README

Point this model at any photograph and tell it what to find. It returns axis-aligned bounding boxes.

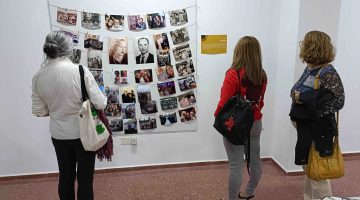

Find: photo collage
[55,6,197,134]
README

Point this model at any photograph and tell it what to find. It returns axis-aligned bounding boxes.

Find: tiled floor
[0,159,359,200]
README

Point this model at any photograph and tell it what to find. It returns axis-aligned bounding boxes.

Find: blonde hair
[231,36,266,85]
[299,30,335,66]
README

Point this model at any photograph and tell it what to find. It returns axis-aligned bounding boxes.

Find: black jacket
[290,88,337,165]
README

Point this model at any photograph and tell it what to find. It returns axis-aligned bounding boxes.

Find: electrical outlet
[121,138,131,145]
[131,138,137,145]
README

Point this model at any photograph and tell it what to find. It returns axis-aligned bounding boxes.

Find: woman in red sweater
[215,36,267,200]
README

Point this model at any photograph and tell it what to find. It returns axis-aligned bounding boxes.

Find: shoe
[238,192,255,199]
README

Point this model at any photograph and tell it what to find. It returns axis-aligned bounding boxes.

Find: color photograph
[159,112,177,125]
[114,70,128,85]
[147,12,166,29]
[178,75,197,91]
[157,81,176,96]
[57,8,77,26]
[139,116,157,130]
[105,15,125,31]
[123,118,137,134]
[128,15,147,31]
[178,107,196,122]
[177,91,196,108]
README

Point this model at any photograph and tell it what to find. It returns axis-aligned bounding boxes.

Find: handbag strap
[79,65,89,102]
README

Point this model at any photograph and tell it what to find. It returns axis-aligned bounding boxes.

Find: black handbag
[213,69,254,145]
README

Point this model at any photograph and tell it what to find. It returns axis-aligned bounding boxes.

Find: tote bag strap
[79,65,89,102]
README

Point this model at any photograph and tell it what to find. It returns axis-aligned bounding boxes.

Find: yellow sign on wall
[201,35,227,54]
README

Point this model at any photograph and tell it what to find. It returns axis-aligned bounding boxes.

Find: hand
[294,91,302,104]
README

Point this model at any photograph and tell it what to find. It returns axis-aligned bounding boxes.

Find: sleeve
[31,75,49,117]
[84,67,107,110]
[214,70,239,116]
[258,80,267,111]
[320,69,345,114]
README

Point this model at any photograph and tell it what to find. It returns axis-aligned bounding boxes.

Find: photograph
[122,103,136,119]
[140,100,158,114]
[57,8,77,26]
[170,27,190,45]
[157,81,176,96]
[147,12,166,29]
[169,9,188,26]
[104,103,121,117]
[134,36,155,64]
[114,70,128,85]
[178,75,197,91]
[160,97,178,110]
[159,112,177,125]
[124,118,137,134]
[90,70,104,87]
[105,14,125,31]
[137,85,152,103]
[84,33,103,50]
[108,37,128,64]
[87,49,102,69]
[81,12,101,30]
[178,107,196,122]
[157,50,171,67]
[128,15,147,31]
[175,59,195,76]
[134,69,153,83]
[139,116,157,130]
[156,65,175,81]
[108,117,123,134]
[105,86,120,104]
[154,33,170,51]
[60,29,79,46]
[121,86,136,103]
[173,44,192,62]
[177,91,196,108]
[70,49,81,64]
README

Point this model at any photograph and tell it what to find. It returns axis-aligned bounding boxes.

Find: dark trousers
[52,138,95,200]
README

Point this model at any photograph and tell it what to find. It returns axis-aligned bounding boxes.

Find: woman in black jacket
[290,30,345,200]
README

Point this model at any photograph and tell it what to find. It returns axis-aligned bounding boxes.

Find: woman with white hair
[32,31,107,200]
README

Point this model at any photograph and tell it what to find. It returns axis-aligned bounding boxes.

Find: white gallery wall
[0,0,359,177]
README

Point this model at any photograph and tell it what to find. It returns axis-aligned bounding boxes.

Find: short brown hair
[231,36,267,85]
[299,31,335,65]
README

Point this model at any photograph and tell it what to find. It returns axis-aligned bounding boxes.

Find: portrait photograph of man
[134,36,155,64]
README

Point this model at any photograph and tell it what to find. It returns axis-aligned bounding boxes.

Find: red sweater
[214,68,267,120]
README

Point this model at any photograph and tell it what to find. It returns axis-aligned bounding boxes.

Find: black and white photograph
[173,44,192,62]
[60,29,79,46]
[108,38,128,65]
[178,91,196,108]
[139,116,157,130]
[157,81,176,96]
[157,50,171,67]
[108,117,123,134]
[124,118,137,134]
[156,66,175,81]
[175,59,195,76]
[134,36,155,64]
[57,8,77,26]
[87,49,102,69]
[159,112,177,125]
[154,33,170,51]
[147,12,166,29]
[128,15,147,31]
[122,103,136,119]
[169,9,188,26]
[134,69,153,83]
[178,75,197,91]
[170,27,190,45]
[114,70,128,85]
[84,34,103,50]
[140,101,158,114]
[137,85,152,103]
[178,107,196,122]
[121,86,136,103]
[105,86,120,104]
[105,15,125,31]
[81,12,101,30]
[70,49,81,64]
[90,70,104,87]
[160,97,178,110]
[104,103,121,117]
